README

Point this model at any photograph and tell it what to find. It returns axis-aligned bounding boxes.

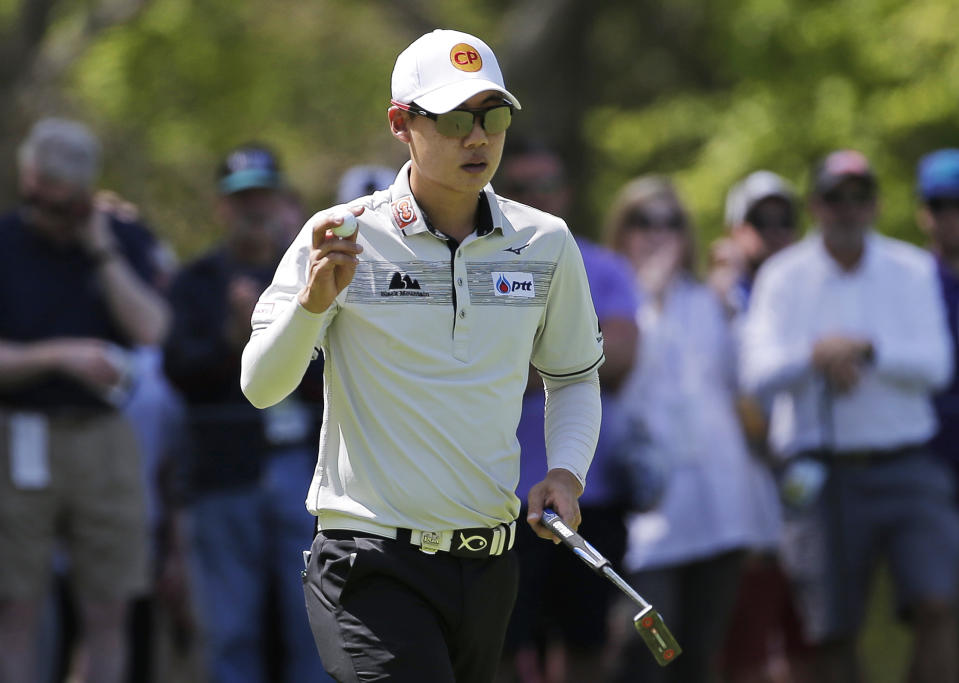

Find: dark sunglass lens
[929,198,959,213]
[824,191,873,206]
[483,106,512,135]
[627,210,683,230]
[24,194,75,218]
[666,214,685,229]
[434,110,475,137]
[749,213,794,231]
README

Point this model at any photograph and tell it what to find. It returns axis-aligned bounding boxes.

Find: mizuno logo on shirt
[503,242,531,255]
[381,271,429,297]
[492,272,535,298]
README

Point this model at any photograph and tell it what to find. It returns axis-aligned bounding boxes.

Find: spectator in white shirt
[741,150,959,683]
[604,176,778,683]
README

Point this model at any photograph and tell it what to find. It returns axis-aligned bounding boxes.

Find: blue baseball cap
[917,149,959,201]
[218,144,283,195]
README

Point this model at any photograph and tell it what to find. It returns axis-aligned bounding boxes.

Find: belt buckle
[457,529,492,556]
[420,531,443,554]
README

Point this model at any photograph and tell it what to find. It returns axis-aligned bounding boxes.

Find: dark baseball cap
[812,149,876,195]
[218,144,283,195]
[917,149,959,201]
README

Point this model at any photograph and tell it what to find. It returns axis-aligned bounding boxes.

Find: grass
[861,565,911,682]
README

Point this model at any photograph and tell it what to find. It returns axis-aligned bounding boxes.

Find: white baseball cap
[724,170,796,228]
[391,29,522,114]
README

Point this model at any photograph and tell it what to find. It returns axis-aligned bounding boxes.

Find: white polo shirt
[248,163,603,534]
[741,230,953,456]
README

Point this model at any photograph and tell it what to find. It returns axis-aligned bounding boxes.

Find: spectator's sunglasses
[624,208,686,231]
[821,189,875,207]
[22,193,92,221]
[745,207,796,231]
[392,100,514,138]
[928,197,959,214]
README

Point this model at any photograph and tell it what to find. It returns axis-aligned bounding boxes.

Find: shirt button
[458,310,466,319]
[456,278,464,286]
[457,251,463,258]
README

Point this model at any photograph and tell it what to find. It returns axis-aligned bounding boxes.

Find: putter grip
[541,508,609,572]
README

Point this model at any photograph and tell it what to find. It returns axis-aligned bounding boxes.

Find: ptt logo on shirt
[450,43,482,72]
[391,196,418,230]
[492,272,535,298]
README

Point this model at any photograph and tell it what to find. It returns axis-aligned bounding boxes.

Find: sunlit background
[4,0,958,261]
[3,3,957,677]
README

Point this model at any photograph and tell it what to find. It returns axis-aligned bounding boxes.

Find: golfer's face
[407,90,506,198]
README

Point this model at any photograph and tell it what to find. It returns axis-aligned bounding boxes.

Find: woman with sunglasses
[241,30,604,682]
[603,176,778,683]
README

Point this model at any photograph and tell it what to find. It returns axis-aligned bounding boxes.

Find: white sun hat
[391,29,522,114]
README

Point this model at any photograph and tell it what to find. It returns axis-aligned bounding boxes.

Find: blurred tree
[2,0,957,259]
[579,0,959,253]
[0,0,152,204]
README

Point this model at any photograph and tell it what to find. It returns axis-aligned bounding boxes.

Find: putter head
[633,608,682,667]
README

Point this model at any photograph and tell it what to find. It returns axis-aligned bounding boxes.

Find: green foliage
[581,0,959,250]
[51,0,959,259]
[68,0,414,255]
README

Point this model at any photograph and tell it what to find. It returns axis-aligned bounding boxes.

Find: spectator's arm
[0,339,63,389]
[597,315,638,393]
[0,338,121,394]
[95,250,171,345]
[739,264,815,396]
[869,261,953,390]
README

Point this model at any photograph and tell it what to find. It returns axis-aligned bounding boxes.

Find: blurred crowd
[1,116,959,683]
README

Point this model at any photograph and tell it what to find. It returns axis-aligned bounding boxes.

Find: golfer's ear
[389,107,412,143]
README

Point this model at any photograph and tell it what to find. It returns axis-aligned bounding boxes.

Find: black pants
[303,530,519,682]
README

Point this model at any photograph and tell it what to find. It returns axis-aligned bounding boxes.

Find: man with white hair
[0,118,170,683]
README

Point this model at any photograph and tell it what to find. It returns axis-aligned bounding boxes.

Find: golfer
[241,29,604,682]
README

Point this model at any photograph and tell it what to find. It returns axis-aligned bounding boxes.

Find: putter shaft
[541,508,682,667]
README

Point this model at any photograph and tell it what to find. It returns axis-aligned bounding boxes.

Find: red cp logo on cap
[450,43,482,72]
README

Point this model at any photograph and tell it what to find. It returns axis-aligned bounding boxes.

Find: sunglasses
[22,193,91,221]
[625,209,685,231]
[821,190,875,207]
[928,197,959,214]
[393,100,514,138]
[746,211,796,232]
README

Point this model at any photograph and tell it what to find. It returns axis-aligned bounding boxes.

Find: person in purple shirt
[917,149,959,479]
[494,139,639,683]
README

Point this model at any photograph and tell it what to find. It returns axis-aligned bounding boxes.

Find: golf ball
[331,211,358,238]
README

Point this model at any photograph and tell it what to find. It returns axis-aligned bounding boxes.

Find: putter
[541,508,682,666]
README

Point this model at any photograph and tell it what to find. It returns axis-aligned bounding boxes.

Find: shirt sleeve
[871,252,954,389]
[739,259,815,397]
[240,223,338,408]
[531,230,605,380]
[543,371,601,487]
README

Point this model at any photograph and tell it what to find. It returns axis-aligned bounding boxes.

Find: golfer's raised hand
[298,208,364,314]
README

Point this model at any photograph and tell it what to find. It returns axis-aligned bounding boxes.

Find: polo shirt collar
[387,161,514,239]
